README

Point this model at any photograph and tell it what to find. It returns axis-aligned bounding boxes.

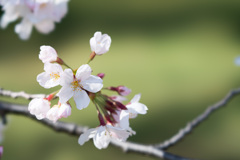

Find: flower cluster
[0,0,69,40]
[28,31,148,149]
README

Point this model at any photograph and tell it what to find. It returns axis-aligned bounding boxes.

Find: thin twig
[155,88,240,150]
[0,101,193,160]
[0,88,45,100]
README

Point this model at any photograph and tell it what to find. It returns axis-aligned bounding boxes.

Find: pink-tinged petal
[35,19,55,34]
[59,69,74,86]
[106,125,130,141]
[57,85,74,103]
[75,64,92,81]
[46,106,59,123]
[78,128,97,145]
[130,94,141,103]
[39,45,58,63]
[58,103,71,118]
[15,18,33,40]
[73,90,90,110]
[81,75,103,93]
[110,95,127,103]
[117,86,131,96]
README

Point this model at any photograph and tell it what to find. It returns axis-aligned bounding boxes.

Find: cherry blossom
[39,45,58,63]
[57,64,103,110]
[78,125,131,149]
[37,62,63,88]
[0,0,69,40]
[110,95,127,103]
[46,103,71,123]
[90,31,111,55]
[28,98,50,120]
[126,94,148,119]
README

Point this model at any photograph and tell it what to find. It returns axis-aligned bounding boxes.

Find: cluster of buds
[0,0,69,40]
[28,31,148,149]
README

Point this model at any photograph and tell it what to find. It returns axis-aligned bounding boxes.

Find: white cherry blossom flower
[39,45,58,63]
[46,103,71,123]
[37,62,63,88]
[90,31,111,55]
[57,64,103,110]
[28,98,50,120]
[0,0,69,40]
[78,125,131,149]
[126,94,148,119]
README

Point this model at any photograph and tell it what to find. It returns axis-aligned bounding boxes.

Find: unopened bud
[97,73,105,79]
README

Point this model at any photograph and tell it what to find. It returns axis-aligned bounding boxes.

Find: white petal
[35,20,55,34]
[44,63,63,73]
[81,75,103,93]
[130,94,141,103]
[75,64,92,81]
[78,128,97,145]
[46,106,59,123]
[57,85,74,103]
[0,8,19,28]
[90,37,96,52]
[15,19,33,40]
[59,69,74,86]
[73,90,90,110]
[37,72,52,88]
[94,126,110,149]
[127,102,148,118]
[28,98,50,120]
[107,125,130,142]
[119,110,130,130]
[58,103,71,118]
[39,45,58,63]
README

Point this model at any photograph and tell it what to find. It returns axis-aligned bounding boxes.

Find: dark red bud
[115,101,127,110]
[97,73,105,79]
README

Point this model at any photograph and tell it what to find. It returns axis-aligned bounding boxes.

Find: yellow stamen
[50,72,60,81]
[71,80,83,91]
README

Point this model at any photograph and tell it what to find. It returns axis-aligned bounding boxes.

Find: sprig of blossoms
[0,0,69,40]
[28,31,148,149]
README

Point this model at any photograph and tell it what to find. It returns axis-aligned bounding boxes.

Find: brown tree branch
[155,88,240,150]
[0,101,193,160]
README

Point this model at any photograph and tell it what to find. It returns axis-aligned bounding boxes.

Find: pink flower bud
[97,73,105,79]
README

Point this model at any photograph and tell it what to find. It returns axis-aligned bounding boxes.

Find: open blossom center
[50,72,60,81]
[71,80,82,91]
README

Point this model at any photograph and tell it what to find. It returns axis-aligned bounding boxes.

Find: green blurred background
[1,0,240,159]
